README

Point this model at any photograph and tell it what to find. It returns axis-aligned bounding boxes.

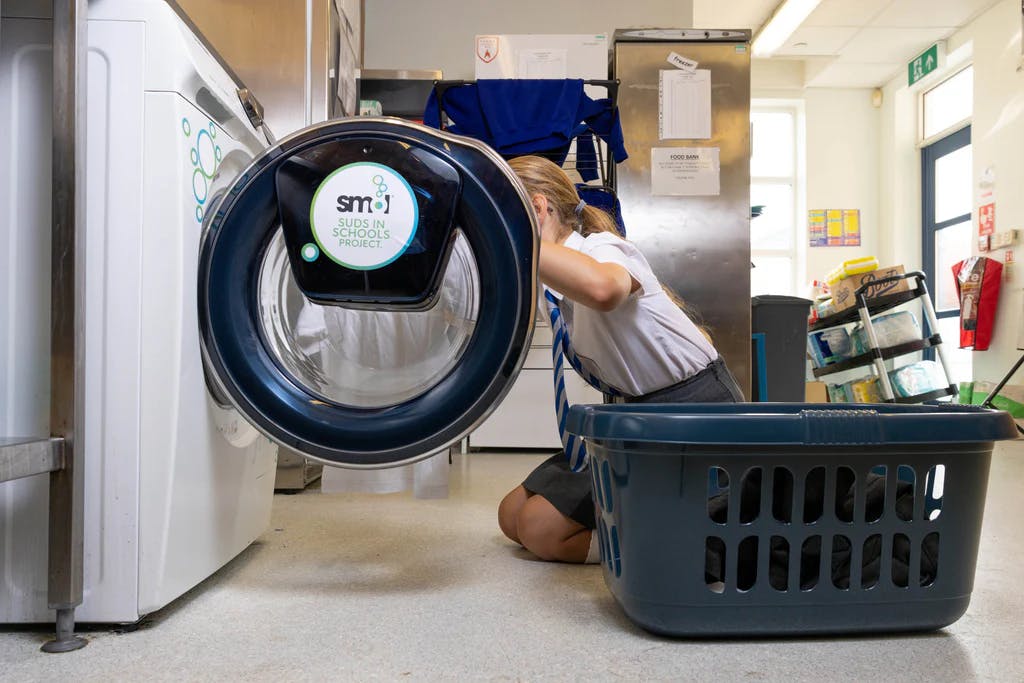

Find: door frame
[921,124,971,317]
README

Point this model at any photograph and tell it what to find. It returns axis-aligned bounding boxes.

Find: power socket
[992,229,1018,250]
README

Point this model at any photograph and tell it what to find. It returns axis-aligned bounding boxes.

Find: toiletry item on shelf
[850,311,923,354]
[826,383,849,403]
[847,376,882,403]
[888,360,949,398]
[806,279,831,300]
[826,256,880,285]
[808,298,836,325]
[808,327,852,367]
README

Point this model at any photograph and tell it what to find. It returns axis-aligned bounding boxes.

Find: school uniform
[522,229,743,530]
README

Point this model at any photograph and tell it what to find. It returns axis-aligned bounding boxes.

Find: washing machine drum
[199,118,538,468]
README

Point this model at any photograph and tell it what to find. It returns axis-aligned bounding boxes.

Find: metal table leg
[40,0,89,653]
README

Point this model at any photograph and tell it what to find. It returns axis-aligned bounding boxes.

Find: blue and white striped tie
[543,289,621,472]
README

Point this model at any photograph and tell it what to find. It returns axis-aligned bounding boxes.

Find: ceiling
[694,0,1003,88]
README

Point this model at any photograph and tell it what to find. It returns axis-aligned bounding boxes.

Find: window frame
[750,101,805,297]
[921,124,971,321]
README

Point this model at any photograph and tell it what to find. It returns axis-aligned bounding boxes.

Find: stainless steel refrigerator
[613,29,751,397]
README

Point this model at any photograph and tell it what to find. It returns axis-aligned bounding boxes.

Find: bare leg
[516,494,591,563]
[498,485,530,544]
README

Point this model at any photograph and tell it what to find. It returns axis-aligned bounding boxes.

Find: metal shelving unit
[810,271,958,404]
[0,0,88,652]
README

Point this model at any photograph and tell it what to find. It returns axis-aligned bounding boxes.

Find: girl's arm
[539,241,639,312]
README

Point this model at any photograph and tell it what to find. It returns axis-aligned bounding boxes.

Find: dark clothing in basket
[705,471,938,589]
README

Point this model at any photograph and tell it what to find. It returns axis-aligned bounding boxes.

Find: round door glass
[257,229,480,408]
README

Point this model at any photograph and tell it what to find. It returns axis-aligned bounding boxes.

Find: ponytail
[509,155,619,237]
[577,203,619,237]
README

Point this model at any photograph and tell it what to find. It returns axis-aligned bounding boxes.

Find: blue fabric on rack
[575,184,625,237]
[423,79,627,181]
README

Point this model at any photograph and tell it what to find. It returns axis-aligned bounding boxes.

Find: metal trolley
[809,271,958,404]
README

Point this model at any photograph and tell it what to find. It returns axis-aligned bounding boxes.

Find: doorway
[921,124,972,384]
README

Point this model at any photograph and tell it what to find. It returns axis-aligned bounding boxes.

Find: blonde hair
[507,155,619,238]
[509,156,714,344]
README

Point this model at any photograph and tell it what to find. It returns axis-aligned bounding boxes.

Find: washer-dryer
[196,117,537,470]
[0,0,277,623]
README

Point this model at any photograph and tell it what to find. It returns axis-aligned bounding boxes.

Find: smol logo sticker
[309,162,418,270]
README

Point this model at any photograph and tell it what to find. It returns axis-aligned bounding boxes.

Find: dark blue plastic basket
[565,403,1018,637]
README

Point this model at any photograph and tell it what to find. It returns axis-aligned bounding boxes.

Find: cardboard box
[805,382,829,403]
[829,265,909,313]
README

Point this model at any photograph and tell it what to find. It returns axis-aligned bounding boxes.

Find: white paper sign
[651,147,720,196]
[659,69,712,140]
[666,51,698,72]
[517,49,568,78]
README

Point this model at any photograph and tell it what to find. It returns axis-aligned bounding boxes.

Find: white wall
[876,68,920,271]
[803,89,881,287]
[955,0,1024,383]
[878,0,1024,385]
[752,62,883,293]
[363,0,693,78]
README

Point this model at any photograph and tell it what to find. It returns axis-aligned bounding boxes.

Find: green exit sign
[908,44,939,86]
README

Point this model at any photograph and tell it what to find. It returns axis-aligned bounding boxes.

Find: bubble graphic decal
[183,117,222,223]
[301,243,320,262]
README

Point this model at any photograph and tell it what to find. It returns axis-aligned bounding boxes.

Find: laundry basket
[565,403,1017,637]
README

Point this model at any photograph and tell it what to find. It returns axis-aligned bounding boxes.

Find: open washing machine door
[198,118,537,468]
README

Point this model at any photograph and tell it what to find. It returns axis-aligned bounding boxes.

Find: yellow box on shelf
[826,256,880,285]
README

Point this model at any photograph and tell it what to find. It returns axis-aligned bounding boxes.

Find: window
[922,66,972,141]
[751,106,802,296]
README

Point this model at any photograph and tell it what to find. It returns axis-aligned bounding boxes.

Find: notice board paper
[808,210,827,247]
[842,209,861,246]
[659,69,711,140]
[826,210,844,246]
[651,147,720,196]
[517,49,568,78]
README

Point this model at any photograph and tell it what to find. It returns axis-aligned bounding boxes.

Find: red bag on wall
[952,256,1002,351]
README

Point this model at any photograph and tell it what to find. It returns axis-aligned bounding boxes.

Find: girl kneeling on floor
[497,155,743,563]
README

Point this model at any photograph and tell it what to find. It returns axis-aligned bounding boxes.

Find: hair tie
[574,199,586,217]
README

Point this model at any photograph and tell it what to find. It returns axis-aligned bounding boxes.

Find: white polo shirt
[549,230,718,397]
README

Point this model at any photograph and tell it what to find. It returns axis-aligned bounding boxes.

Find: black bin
[751,295,812,402]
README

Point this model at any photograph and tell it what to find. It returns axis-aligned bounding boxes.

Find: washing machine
[0,0,278,623]
[1,1,538,624]
[196,116,536,469]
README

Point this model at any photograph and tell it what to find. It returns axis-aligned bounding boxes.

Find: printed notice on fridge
[651,147,720,196]
[658,69,711,140]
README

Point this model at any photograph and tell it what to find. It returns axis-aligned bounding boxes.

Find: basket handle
[800,409,883,445]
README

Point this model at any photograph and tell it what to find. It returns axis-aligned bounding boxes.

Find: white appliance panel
[0,2,276,623]
[0,17,54,620]
[80,17,148,623]
[137,93,275,614]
